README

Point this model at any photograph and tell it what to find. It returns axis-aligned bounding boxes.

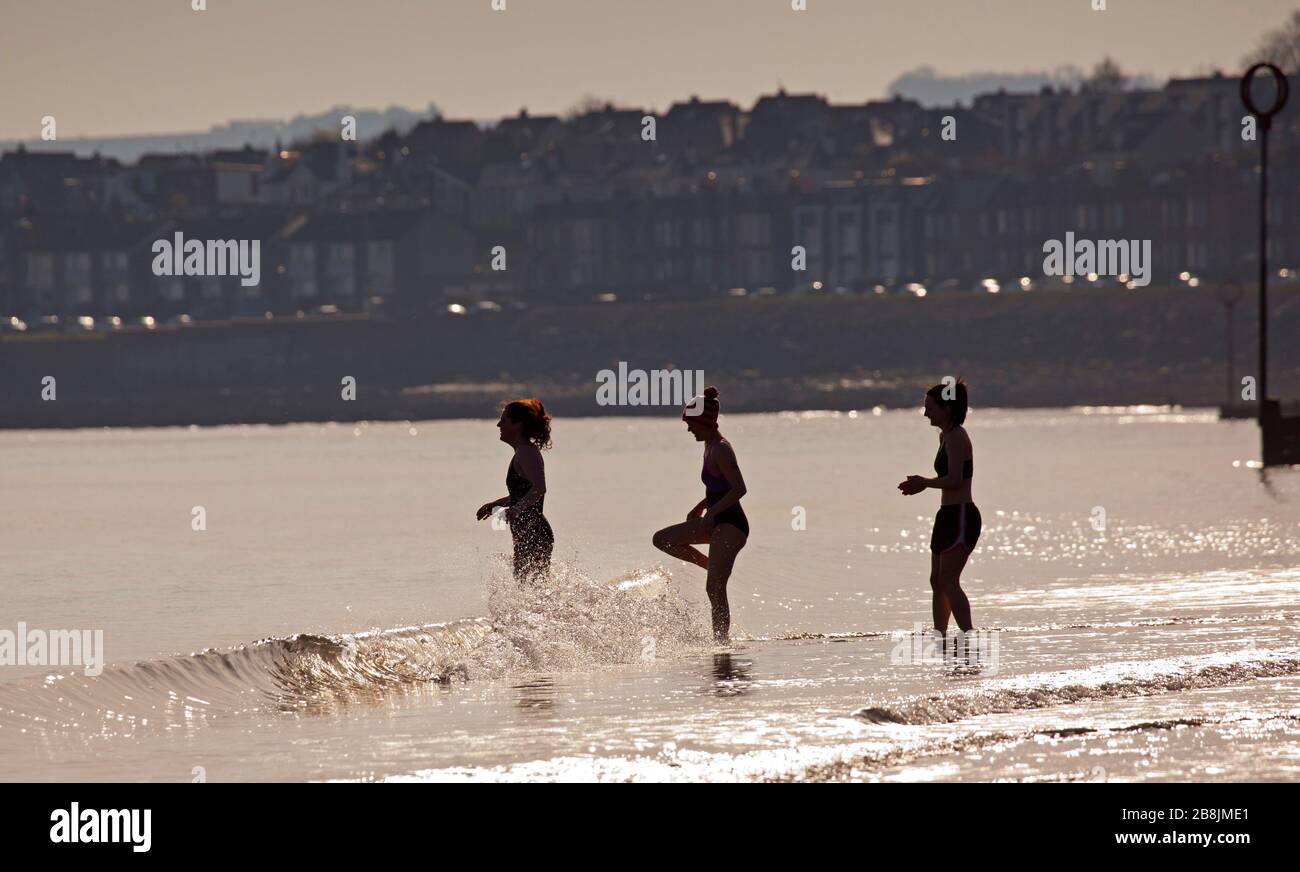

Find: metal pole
[1240,63,1289,424]
[1226,300,1235,408]
[1259,124,1268,414]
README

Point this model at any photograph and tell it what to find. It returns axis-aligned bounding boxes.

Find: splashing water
[477,560,712,675]
[0,563,713,737]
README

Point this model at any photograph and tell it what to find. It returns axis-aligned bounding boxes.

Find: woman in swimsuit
[898,379,979,637]
[476,398,555,583]
[652,386,748,643]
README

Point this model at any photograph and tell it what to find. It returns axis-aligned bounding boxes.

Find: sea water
[1,408,1297,781]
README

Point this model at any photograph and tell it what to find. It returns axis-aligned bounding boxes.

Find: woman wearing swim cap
[652,386,749,643]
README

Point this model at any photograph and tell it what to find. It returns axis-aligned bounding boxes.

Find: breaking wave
[851,648,1300,725]
[0,563,710,735]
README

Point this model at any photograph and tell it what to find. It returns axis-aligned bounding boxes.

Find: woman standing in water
[653,386,748,643]
[476,398,555,583]
[898,380,979,637]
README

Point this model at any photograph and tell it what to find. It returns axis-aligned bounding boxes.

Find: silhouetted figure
[898,380,980,637]
[477,398,554,583]
[653,386,748,643]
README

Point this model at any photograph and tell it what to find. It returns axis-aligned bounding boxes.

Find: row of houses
[1,74,1297,319]
[0,209,478,320]
[4,157,1293,320]
[525,161,1298,301]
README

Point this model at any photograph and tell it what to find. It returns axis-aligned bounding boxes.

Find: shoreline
[3,286,1295,429]
[0,401,1229,434]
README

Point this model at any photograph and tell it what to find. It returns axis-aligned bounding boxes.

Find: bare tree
[1245,10,1300,74]
[1082,57,1126,92]
[564,94,616,119]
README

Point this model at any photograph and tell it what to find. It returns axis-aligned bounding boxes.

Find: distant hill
[886,65,1159,107]
[0,105,440,162]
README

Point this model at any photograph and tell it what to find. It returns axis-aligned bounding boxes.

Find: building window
[573,220,601,253]
[692,255,713,284]
[27,252,55,295]
[157,278,185,302]
[325,243,357,297]
[65,252,92,305]
[691,218,712,247]
[653,219,683,249]
[738,213,770,247]
[366,241,396,296]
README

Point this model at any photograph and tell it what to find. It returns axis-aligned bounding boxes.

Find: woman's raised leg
[652,519,712,570]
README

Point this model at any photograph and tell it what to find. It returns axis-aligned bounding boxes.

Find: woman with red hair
[652,386,749,643]
[476,398,555,583]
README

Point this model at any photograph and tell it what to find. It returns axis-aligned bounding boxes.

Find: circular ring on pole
[1240,63,1290,121]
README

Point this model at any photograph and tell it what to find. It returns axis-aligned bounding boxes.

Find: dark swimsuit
[507,459,554,581]
[929,438,981,554]
[702,443,749,538]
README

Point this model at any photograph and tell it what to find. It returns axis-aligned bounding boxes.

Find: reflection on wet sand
[707,653,753,697]
[513,677,558,714]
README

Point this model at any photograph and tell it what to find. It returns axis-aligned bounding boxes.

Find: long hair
[926,379,969,426]
[502,397,552,448]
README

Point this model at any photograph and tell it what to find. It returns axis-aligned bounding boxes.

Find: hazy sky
[2,0,1294,139]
